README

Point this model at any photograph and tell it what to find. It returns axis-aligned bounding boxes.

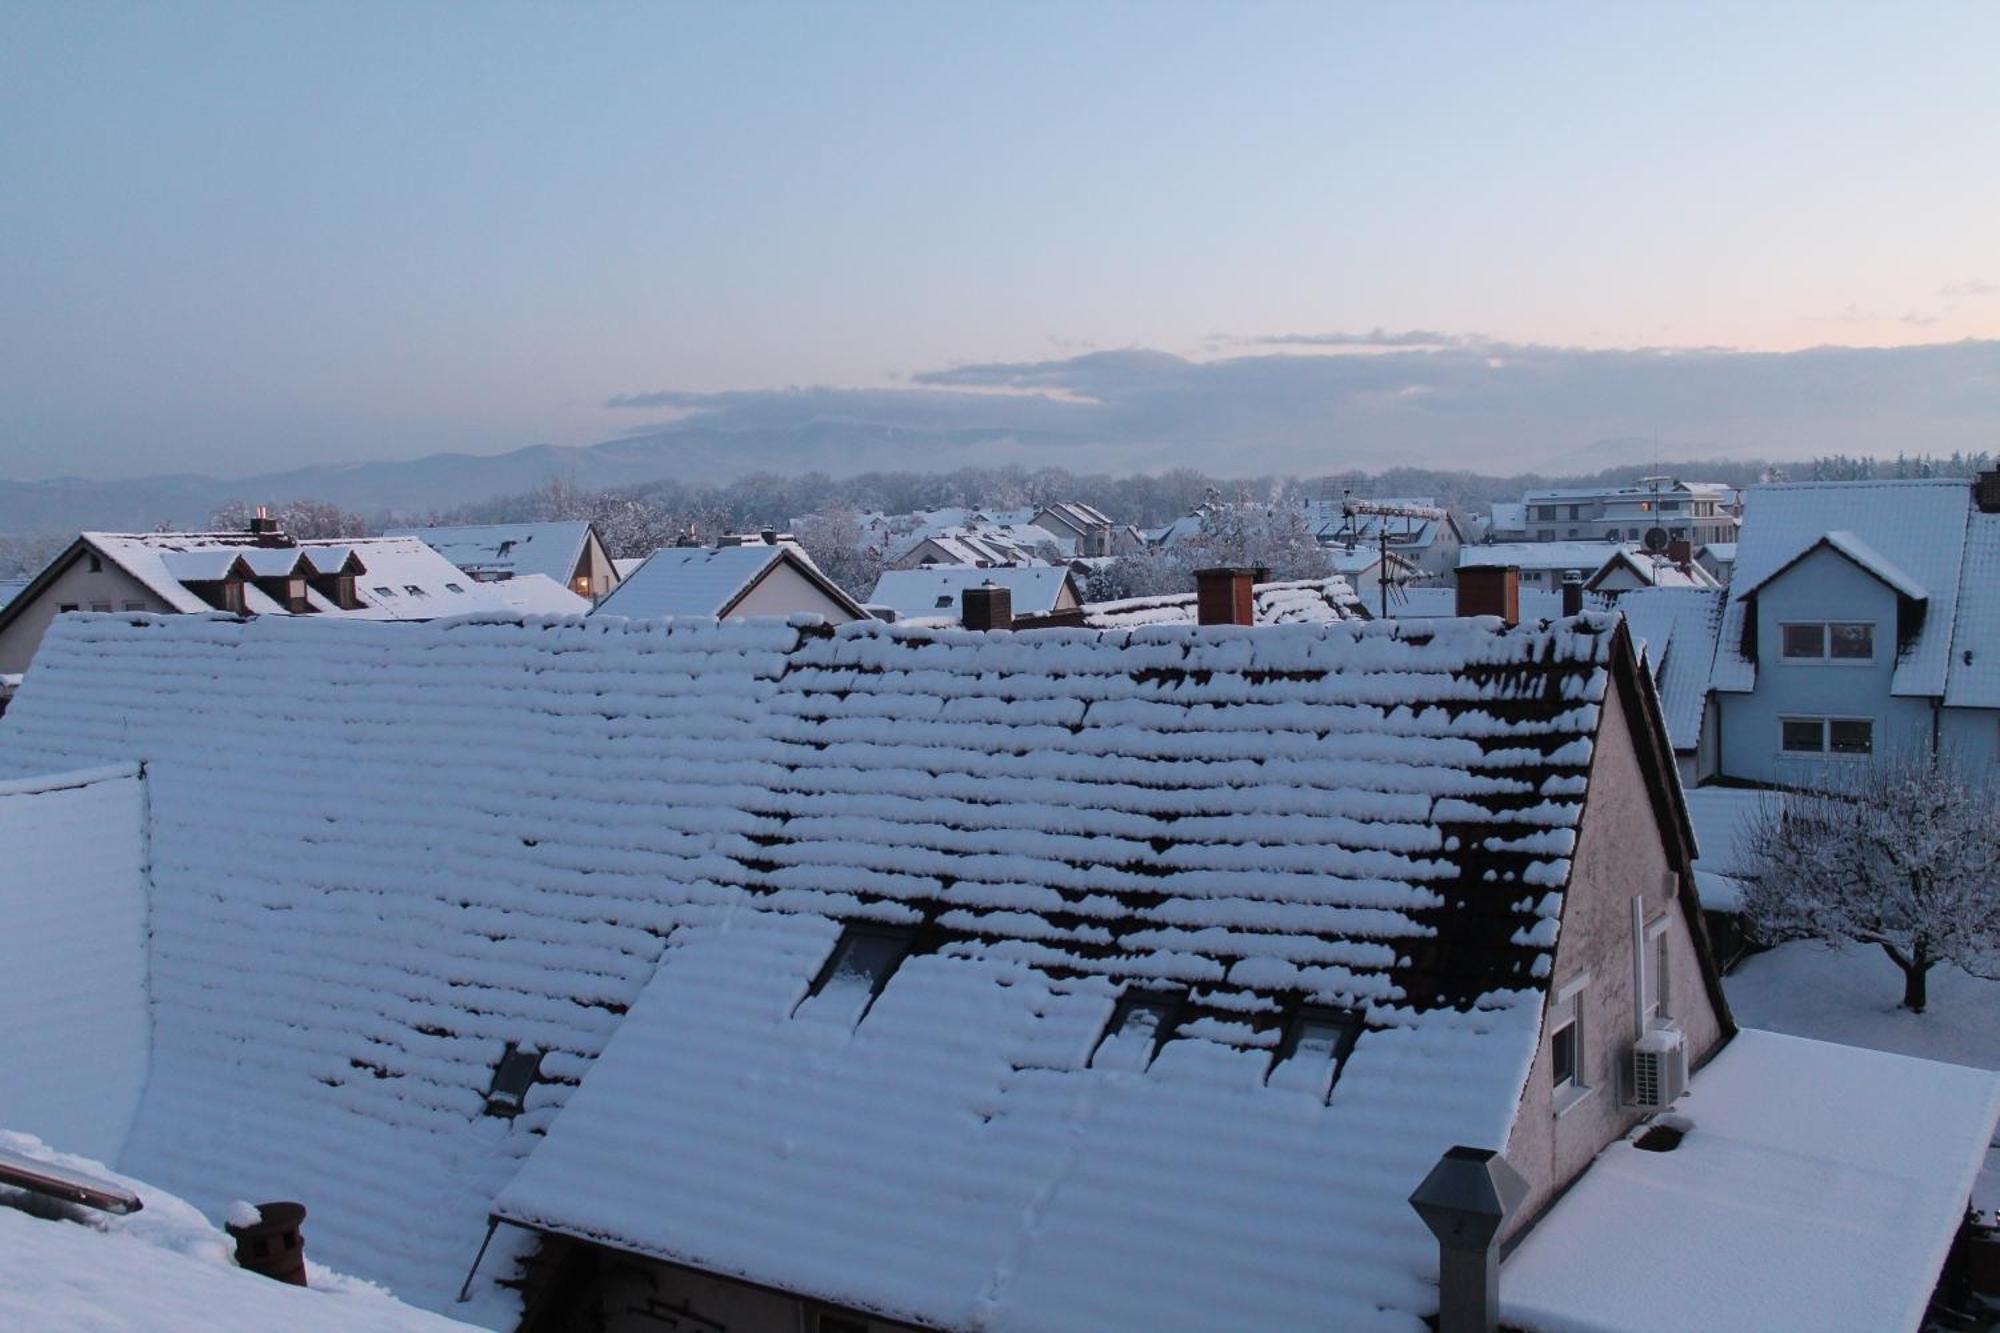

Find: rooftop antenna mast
[1342,496,1445,618]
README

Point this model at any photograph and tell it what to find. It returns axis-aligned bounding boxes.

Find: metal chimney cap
[1409,1146,1529,1249]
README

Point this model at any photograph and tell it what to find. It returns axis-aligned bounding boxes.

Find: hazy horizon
[5,2,1998,481]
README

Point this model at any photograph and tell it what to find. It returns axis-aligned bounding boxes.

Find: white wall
[0,550,170,674]
[0,764,151,1161]
[731,560,859,620]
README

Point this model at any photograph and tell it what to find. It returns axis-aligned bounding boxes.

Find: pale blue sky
[4,1,1998,478]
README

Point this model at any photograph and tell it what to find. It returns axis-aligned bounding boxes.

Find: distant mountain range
[0,423,1086,534]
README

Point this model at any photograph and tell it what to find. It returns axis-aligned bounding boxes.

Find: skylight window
[445,582,464,593]
[374,586,395,597]
[1090,989,1183,1072]
[403,584,426,596]
[1265,1006,1363,1100]
[794,925,913,1027]
[483,1042,542,1119]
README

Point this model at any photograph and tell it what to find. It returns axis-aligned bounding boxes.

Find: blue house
[1709,473,2000,786]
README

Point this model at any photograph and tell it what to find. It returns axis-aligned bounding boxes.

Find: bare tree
[208,499,371,539]
[1739,753,2000,1012]
[791,508,884,603]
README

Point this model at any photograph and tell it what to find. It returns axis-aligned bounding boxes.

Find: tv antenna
[1342,495,1445,618]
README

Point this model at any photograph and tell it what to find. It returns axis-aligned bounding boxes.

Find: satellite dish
[1642,527,1670,553]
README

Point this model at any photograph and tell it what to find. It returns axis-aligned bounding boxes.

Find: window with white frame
[1643,917,1671,1023]
[1780,716,1873,756]
[1779,621,1874,662]
[1549,972,1590,1109]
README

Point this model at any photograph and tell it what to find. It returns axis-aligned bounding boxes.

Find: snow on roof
[1462,542,1638,573]
[1712,480,1973,698]
[0,578,29,610]
[1679,786,1768,911]
[868,565,1075,620]
[1387,586,1574,622]
[1586,549,1721,591]
[383,522,593,586]
[611,556,644,579]
[0,609,1630,1324]
[594,543,859,620]
[1739,529,1929,602]
[1615,588,1725,752]
[1502,1029,2000,1333]
[1945,511,2000,709]
[0,1132,475,1332]
[1488,501,1526,530]
[1699,541,1738,561]
[899,525,1058,565]
[1079,576,1364,628]
[475,573,591,616]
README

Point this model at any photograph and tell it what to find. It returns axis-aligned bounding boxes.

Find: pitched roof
[1079,576,1364,628]
[1679,785,1766,911]
[594,543,864,620]
[1462,542,1639,573]
[1614,587,1725,753]
[1945,511,2000,708]
[383,522,595,586]
[1712,481,1973,697]
[1388,586,1575,622]
[868,565,1077,621]
[1583,549,1721,591]
[0,608,1652,1325]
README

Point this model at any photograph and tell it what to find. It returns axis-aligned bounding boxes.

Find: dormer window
[483,1042,542,1118]
[1090,989,1184,1072]
[795,925,913,1027]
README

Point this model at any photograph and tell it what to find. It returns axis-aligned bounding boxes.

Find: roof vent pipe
[225,1200,310,1287]
[1560,571,1583,617]
[1409,1147,1528,1333]
[1194,567,1258,626]
[1456,566,1520,626]
[961,581,1012,632]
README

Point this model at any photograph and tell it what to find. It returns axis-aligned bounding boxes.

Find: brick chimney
[1666,537,1693,571]
[1194,567,1258,626]
[247,505,285,547]
[225,1201,310,1287]
[1456,566,1519,625]
[1977,468,2000,515]
[961,580,1012,631]
[1560,570,1583,617]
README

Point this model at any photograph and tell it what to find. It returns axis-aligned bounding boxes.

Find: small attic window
[88,554,102,573]
[374,586,395,597]
[795,925,913,1027]
[1090,989,1184,1072]
[403,584,426,596]
[445,582,464,593]
[934,594,953,608]
[497,539,517,556]
[484,1042,542,1119]
[1266,1006,1363,1100]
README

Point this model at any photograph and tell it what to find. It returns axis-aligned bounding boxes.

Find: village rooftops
[1463,541,1642,573]
[384,521,598,587]
[593,540,866,621]
[1078,575,1365,627]
[868,564,1080,622]
[1614,586,1726,756]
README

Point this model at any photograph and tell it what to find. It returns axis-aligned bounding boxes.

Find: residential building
[0,518,539,677]
[1618,586,1728,783]
[1030,501,1135,557]
[1324,543,1419,613]
[1710,475,2000,785]
[1519,477,1740,546]
[1695,541,1737,584]
[593,535,867,622]
[1305,495,1466,581]
[386,521,621,600]
[867,565,1081,624]
[889,525,1053,570]
[1080,573,1365,627]
[1583,545,1722,597]
[3,609,1991,1331]
[1461,541,1643,592]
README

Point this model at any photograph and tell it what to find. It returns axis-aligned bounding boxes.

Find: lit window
[1829,623,1873,660]
[1091,989,1182,1072]
[1781,623,1826,659]
[1267,1006,1362,1099]
[1781,717,1826,753]
[483,1043,541,1118]
[795,925,912,1027]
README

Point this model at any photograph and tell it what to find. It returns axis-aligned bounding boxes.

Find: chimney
[1976,468,2000,515]
[761,529,779,545]
[247,505,284,546]
[1194,567,1257,626]
[961,580,1012,631]
[1456,566,1520,626]
[1408,1147,1528,1333]
[224,1200,310,1287]
[1560,570,1583,617]
[1666,537,1692,571]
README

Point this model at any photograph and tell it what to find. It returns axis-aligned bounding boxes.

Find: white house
[1306,496,1466,581]
[1518,477,1740,546]
[385,521,621,600]
[594,538,867,622]
[1709,473,2000,786]
[867,565,1081,624]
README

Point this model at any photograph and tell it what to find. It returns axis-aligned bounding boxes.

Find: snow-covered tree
[792,508,885,603]
[1738,754,2000,1012]
[208,498,371,539]
[1179,503,1332,582]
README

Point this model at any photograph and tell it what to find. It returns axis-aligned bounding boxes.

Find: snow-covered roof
[1079,576,1364,628]
[0,578,29,610]
[1488,501,1526,532]
[1585,549,1721,591]
[593,543,863,620]
[1679,786,1767,911]
[67,533,510,621]
[1324,545,1417,576]
[1699,541,1738,562]
[1387,586,1576,623]
[1615,588,1725,752]
[475,573,591,616]
[899,524,1058,565]
[0,1132,473,1332]
[1503,1029,2000,1333]
[868,565,1076,620]
[0,608,1639,1327]
[383,522,594,586]
[1713,481,1973,698]
[1945,511,2000,709]
[1462,542,1637,574]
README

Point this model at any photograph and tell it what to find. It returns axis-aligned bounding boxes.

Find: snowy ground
[1725,941,2000,1217]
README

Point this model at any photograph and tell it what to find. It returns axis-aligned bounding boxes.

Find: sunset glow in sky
[4,1,1998,477]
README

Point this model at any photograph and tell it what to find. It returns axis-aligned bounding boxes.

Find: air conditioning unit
[1628,1025,1687,1112]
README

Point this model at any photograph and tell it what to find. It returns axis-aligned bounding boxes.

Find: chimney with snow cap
[1561,570,1583,617]
[1409,1147,1528,1333]
[225,1200,310,1287]
[1194,567,1259,626]
[1456,566,1519,626]
[961,580,1012,631]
